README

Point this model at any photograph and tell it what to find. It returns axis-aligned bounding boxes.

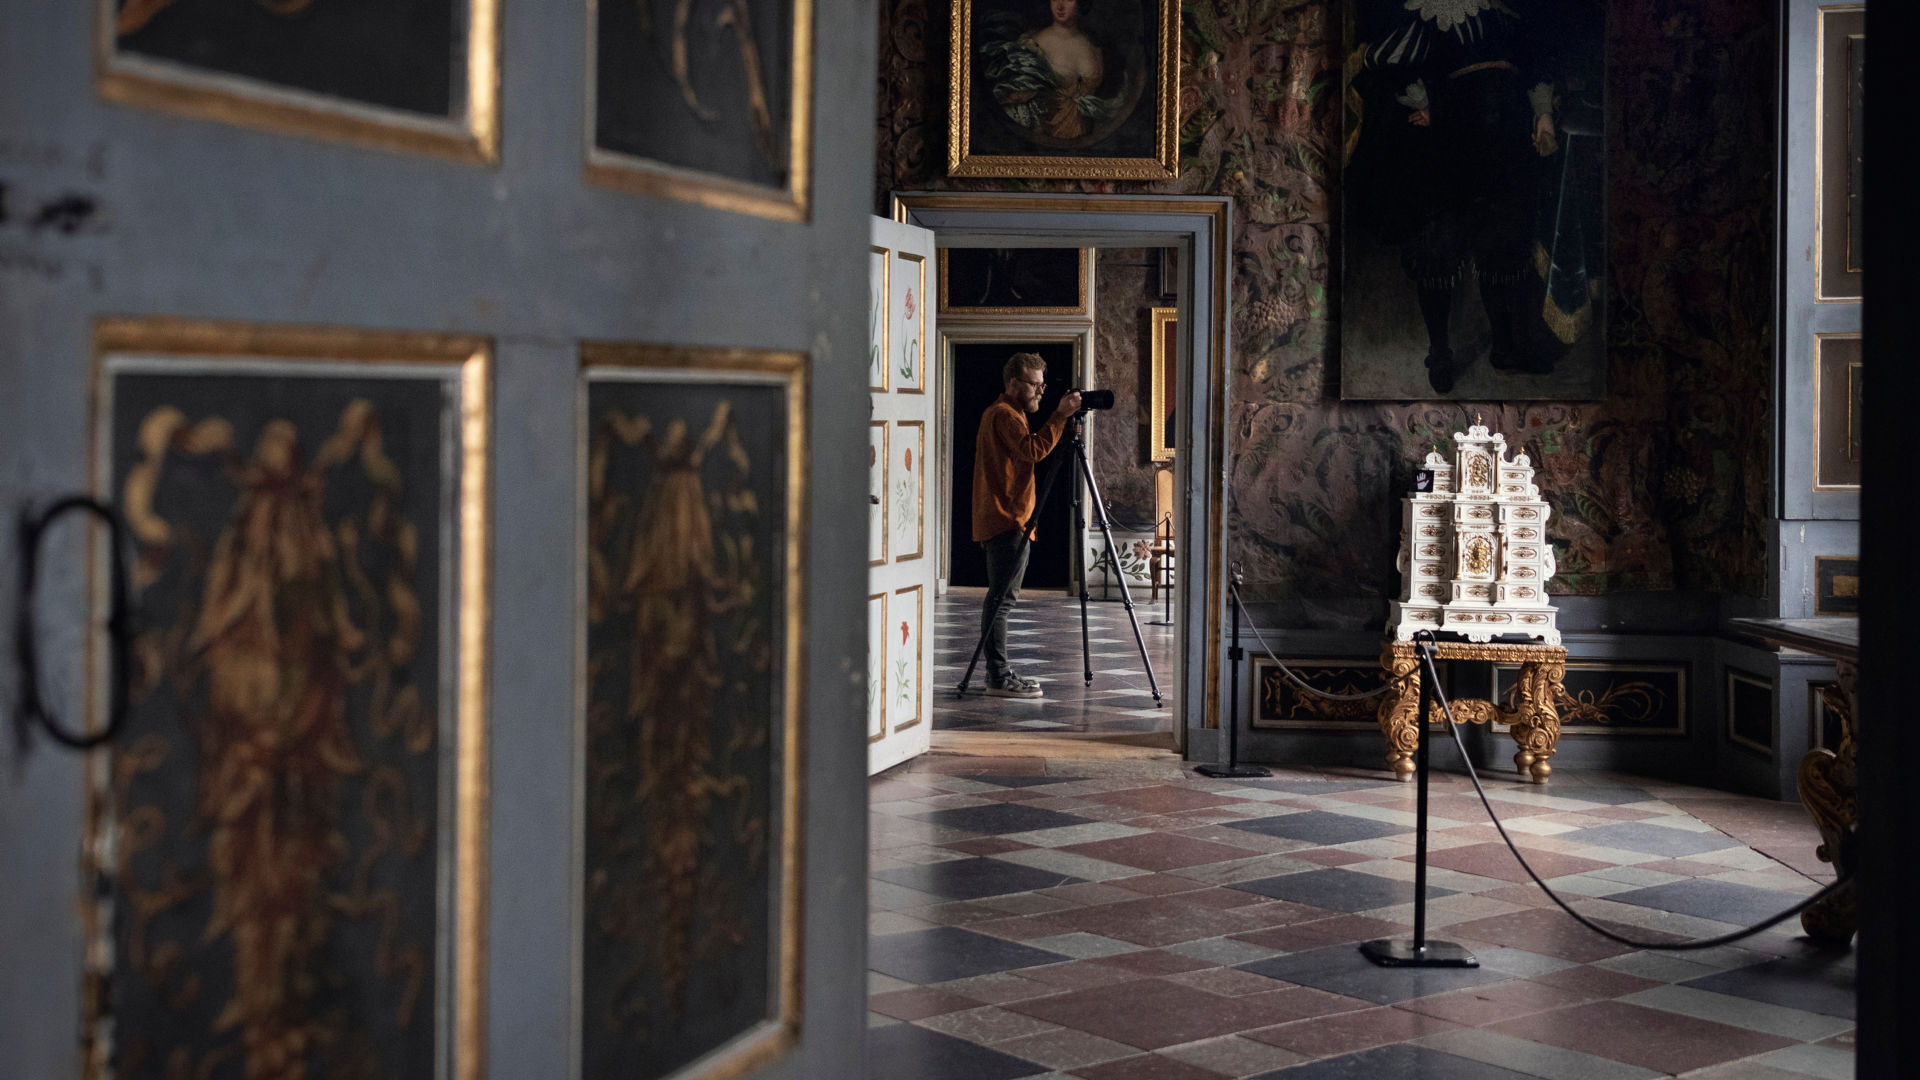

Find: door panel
[868,216,937,776]
[0,2,873,1078]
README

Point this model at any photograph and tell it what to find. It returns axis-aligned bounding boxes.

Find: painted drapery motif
[102,374,446,1080]
[583,380,784,1078]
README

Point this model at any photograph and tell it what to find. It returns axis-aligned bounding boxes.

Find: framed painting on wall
[97,0,500,163]
[1148,305,1176,462]
[1339,0,1607,400]
[578,343,806,1080]
[85,318,492,1080]
[587,0,814,220]
[947,0,1179,179]
[939,248,1090,315]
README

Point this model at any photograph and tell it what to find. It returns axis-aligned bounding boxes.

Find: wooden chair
[1150,466,1176,603]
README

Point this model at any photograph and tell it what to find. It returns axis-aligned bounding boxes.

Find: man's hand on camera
[1054,390,1083,417]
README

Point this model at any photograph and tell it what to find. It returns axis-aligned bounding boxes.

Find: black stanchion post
[1361,635,1477,967]
[1198,566,1270,780]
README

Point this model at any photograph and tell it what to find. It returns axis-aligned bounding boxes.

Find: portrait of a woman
[976,0,1145,149]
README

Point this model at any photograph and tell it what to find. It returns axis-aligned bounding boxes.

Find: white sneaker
[985,672,1043,698]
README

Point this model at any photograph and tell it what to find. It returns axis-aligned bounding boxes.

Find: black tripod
[958,414,1163,705]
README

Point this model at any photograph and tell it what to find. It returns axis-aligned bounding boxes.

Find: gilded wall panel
[88,324,490,1080]
[579,350,803,1080]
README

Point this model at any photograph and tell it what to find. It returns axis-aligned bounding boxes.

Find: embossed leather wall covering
[878,0,1773,604]
[1092,248,1161,524]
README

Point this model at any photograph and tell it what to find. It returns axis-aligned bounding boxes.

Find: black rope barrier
[1412,637,1853,951]
[1230,585,1393,702]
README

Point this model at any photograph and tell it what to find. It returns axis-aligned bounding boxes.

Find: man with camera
[971,353,1082,697]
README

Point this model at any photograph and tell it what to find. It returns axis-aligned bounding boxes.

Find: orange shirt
[971,396,1069,542]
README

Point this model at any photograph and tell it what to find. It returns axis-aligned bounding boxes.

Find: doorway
[897,192,1233,759]
[946,340,1079,590]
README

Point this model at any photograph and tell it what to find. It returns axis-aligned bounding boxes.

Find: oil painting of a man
[1341,0,1606,400]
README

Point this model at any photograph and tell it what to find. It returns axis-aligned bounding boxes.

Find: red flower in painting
[904,290,915,320]
[904,448,912,471]
[900,621,910,645]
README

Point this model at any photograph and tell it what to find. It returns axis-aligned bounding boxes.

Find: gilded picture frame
[948,0,1179,179]
[96,0,501,164]
[585,0,815,221]
[83,316,493,1080]
[1148,305,1176,462]
[938,248,1091,316]
[576,343,806,1080]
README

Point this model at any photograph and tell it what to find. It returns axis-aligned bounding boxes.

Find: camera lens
[1077,389,1116,411]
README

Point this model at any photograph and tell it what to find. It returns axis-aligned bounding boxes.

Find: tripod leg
[1076,444,1163,705]
[1073,460,1093,685]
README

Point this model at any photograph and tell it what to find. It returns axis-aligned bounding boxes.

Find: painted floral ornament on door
[900,287,918,383]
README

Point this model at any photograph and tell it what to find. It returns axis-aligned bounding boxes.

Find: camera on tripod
[1073,388,1116,411]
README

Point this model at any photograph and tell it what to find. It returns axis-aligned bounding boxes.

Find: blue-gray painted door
[0,3,872,1078]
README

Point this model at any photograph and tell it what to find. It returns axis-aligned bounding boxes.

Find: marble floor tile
[1228,866,1454,913]
[867,1022,1052,1080]
[869,926,1076,984]
[1484,1000,1797,1075]
[1252,1042,1539,1079]
[872,856,1087,900]
[869,757,1850,1080]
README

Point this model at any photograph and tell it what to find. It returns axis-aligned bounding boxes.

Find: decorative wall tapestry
[1341,0,1607,399]
[580,346,804,1080]
[99,0,499,162]
[589,0,814,219]
[948,0,1180,178]
[88,321,491,1080]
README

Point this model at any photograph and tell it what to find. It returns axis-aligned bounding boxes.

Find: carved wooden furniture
[1377,640,1569,784]
[1149,466,1176,603]
[1729,617,1858,943]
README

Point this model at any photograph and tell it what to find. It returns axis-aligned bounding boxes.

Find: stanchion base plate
[1359,939,1478,967]
[1196,764,1272,779]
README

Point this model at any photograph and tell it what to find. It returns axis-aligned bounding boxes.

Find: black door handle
[14,496,131,750]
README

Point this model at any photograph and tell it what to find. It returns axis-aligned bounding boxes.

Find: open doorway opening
[893,191,1234,766]
[931,247,1180,749]
[945,338,1080,592]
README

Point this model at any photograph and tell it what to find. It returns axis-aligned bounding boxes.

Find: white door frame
[892,193,1234,761]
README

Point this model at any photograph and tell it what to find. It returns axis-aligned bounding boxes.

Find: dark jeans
[979,528,1030,682]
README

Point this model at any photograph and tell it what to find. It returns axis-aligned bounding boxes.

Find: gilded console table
[1728,617,1858,943]
[1377,640,1568,784]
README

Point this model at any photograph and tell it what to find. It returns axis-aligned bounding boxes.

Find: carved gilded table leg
[1796,665,1858,942]
[1502,656,1566,785]
[1376,643,1423,782]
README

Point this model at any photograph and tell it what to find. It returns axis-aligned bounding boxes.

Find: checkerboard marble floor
[868,755,1852,1079]
[935,587,1179,735]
